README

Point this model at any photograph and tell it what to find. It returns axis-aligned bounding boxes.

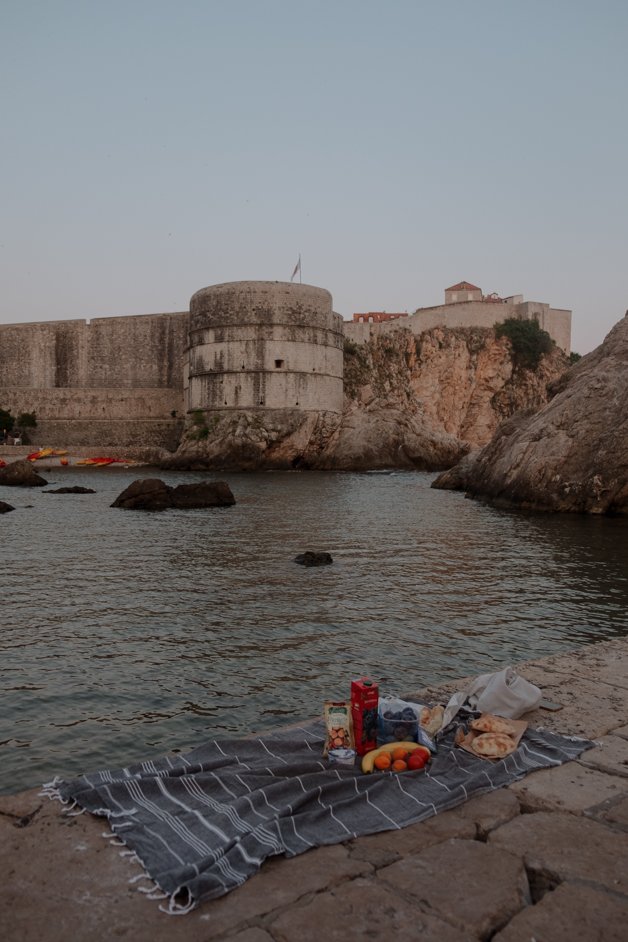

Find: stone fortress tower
[186,281,344,417]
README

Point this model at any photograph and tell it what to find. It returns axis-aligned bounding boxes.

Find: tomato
[408,752,428,771]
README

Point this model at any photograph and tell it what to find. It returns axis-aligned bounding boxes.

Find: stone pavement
[2,638,628,942]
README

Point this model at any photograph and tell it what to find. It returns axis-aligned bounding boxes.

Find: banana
[361,741,431,773]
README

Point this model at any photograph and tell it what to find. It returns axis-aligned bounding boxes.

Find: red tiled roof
[445,281,481,292]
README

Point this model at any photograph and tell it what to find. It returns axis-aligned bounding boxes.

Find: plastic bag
[377,696,436,752]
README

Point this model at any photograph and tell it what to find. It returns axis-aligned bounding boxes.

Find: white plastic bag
[442,666,542,729]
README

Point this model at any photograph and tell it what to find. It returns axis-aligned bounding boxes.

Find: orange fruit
[391,747,409,762]
[373,753,392,771]
[392,759,408,772]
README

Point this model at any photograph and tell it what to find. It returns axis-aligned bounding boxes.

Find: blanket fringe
[160,886,196,916]
[41,776,181,912]
[39,777,66,803]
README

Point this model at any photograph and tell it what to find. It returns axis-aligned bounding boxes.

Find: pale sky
[1,0,626,354]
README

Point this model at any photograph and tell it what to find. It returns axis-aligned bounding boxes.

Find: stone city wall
[0,312,188,448]
[344,300,572,354]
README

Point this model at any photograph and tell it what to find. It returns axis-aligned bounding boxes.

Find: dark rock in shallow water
[294,551,333,567]
[111,479,175,511]
[170,481,236,508]
[111,478,235,511]
[0,501,15,514]
[0,460,47,488]
[45,486,96,495]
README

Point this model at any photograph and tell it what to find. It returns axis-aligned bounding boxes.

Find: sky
[1,1,627,355]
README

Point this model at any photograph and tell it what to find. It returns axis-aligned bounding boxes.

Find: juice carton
[351,677,379,756]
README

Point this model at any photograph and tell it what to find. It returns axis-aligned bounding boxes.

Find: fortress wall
[188,282,344,414]
[0,312,189,449]
[191,371,342,412]
[0,313,188,389]
[1,387,185,448]
[85,313,188,387]
[0,320,87,387]
[343,300,572,354]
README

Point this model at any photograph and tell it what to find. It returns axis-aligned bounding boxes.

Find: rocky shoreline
[2,638,628,941]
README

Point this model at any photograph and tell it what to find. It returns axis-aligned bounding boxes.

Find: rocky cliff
[166,325,570,472]
[433,314,628,515]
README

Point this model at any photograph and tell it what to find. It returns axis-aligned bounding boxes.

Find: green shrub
[495,317,554,370]
[0,408,15,433]
[17,411,37,428]
[569,351,581,365]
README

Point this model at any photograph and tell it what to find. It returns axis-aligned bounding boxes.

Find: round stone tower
[186,281,344,415]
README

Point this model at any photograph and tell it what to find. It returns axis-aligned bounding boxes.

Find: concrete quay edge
[2,637,628,942]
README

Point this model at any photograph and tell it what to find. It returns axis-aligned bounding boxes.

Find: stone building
[345,282,572,355]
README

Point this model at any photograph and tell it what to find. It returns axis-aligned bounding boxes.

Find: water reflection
[1,468,627,792]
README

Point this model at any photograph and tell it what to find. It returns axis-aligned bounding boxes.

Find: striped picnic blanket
[43,717,592,913]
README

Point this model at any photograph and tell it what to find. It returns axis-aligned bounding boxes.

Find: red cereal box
[351,677,379,756]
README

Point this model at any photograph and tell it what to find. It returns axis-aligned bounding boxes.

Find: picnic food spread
[323,677,527,774]
[324,680,530,772]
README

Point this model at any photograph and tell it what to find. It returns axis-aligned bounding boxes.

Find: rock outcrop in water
[166,326,570,472]
[0,459,47,487]
[432,314,628,515]
[111,478,236,511]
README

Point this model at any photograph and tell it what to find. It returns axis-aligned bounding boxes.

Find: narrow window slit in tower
[274,359,284,369]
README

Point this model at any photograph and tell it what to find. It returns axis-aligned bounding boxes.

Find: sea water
[1,467,627,793]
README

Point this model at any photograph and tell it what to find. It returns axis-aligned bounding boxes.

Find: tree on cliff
[495,318,554,370]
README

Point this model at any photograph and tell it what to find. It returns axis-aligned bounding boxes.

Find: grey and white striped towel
[45,718,592,913]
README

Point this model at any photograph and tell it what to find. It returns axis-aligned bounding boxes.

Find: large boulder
[111,479,172,510]
[170,481,235,508]
[432,314,628,515]
[111,478,235,510]
[0,460,47,487]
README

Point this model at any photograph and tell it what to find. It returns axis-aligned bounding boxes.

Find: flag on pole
[290,255,301,283]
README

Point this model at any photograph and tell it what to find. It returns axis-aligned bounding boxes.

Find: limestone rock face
[167,326,570,473]
[433,314,628,515]
[0,459,47,487]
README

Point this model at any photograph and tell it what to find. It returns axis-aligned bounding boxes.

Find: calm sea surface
[1,467,627,793]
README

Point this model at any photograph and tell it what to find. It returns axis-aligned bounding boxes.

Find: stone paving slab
[509,758,628,813]
[266,877,474,942]
[178,844,371,938]
[488,811,628,897]
[377,838,530,939]
[577,733,628,778]
[346,790,520,868]
[492,882,628,942]
[515,666,628,739]
[586,793,628,831]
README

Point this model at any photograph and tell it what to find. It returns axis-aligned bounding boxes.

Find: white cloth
[442,667,542,729]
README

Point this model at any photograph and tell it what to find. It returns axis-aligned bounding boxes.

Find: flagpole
[299,253,302,284]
